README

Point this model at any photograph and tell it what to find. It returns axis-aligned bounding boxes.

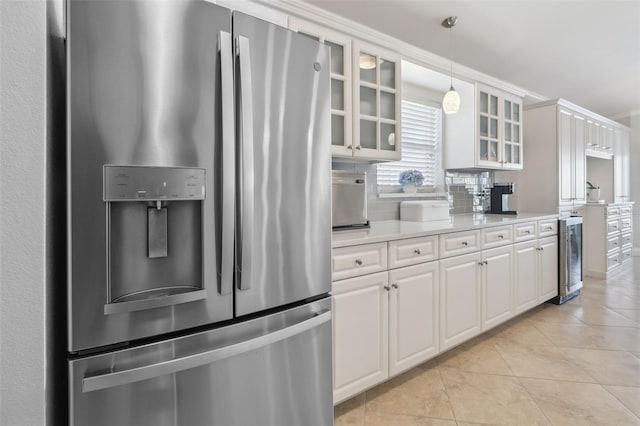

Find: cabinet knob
[384,285,391,291]
[347,144,353,150]
[478,262,484,266]
[525,230,531,234]
[546,227,553,231]
[498,234,504,239]
[484,260,488,265]
[540,247,544,251]
[355,259,363,266]
[392,283,399,289]
[461,241,468,246]
[355,145,362,150]
[414,249,422,255]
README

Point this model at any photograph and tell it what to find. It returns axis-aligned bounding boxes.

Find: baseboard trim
[585,269,607,279]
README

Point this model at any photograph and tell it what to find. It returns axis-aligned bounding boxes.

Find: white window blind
[377,100,441,187]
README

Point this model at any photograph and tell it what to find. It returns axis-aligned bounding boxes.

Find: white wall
[0,1,47,425]
[630,113,640,255]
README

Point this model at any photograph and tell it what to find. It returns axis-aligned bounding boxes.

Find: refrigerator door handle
[236,35,254,291]
[219,30,234,296]
[81,310,331,393]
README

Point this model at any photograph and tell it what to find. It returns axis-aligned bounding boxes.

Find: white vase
[402,183,417,193]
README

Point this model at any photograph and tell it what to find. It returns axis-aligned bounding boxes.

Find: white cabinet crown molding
[526,98,631,131]
[261,0,538,99]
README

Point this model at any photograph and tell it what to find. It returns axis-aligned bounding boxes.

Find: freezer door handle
[81,310,330,393]
[219,30,234,296]
[235,35,254,291]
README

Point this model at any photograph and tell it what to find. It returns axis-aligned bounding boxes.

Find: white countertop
[332,213,559,248]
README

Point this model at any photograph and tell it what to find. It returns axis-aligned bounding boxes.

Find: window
[377,99,442,188]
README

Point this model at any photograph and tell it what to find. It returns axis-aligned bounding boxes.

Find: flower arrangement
[398,169,424,187]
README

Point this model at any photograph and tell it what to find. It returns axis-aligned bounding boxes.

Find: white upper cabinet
[445,83,523,170]
[477,84,523,169]
[288,18,401,162]
[558,108,586,205]
[287,18,353,157]
[351,40,402,161]
[614,129,631,201]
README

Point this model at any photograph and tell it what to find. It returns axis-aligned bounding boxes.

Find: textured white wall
[0,1,47,425]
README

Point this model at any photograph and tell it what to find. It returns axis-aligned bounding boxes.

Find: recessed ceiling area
[302,0,640,120]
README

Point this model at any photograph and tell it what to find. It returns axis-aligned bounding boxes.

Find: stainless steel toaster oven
[332,171,369,230]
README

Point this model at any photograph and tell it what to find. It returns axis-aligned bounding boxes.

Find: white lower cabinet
[332,271,389,404]
[332,217,559,404]
[514,240,538,314]
[332,261,440,404]
[481,245,514,331]
[439,252,482,351]
[388,262,439,376]
[537,236,558,302]
[514,237,558,314]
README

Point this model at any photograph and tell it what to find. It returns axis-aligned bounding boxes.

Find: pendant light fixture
[442,16,460,114]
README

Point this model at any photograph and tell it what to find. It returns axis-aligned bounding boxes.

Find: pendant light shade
[442,16,460,114]
[443,86,461,114]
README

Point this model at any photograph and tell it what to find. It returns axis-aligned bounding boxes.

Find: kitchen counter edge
[332,213,559,248]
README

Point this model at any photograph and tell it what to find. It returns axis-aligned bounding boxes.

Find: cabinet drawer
[607,206,620,218]
[621,231,633,248]
[607,235,621,253]
[538,219,558,237]
[481,225,513,249]
[514,221,538,241]
[621,248,633,264]
[607,252,621,270]
[332,242,387,281]
[388,236,438,269]
[621,216,632,231]
[620,205,632,217]
[607,219,621,235]
[439,230,481,258]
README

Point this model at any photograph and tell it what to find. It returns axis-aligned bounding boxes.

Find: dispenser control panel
[104,165,205,201]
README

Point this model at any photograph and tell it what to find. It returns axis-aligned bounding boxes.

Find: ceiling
[301,0,640,121]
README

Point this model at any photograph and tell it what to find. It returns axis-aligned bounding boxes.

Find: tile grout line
[512,376,554,426]
[600,385,640,422]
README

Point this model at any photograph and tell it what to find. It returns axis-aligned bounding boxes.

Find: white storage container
[400,200,450,222]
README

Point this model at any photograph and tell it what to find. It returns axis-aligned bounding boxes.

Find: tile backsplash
[446,171,494,214]
[332,162,495,220]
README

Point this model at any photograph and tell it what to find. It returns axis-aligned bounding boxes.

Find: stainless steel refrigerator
[65,1,332,424]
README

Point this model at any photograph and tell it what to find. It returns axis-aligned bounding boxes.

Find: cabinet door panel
[482,246,514,331]
[558,109,573,204]
[538,237,558,302]
[388,262,439,376]
[514,241,538,314]
[440,253,482,351]
[573,115,586,203]
[332,272,388,403]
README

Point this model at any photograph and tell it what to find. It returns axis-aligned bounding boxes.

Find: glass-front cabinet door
[502,97,522,169]
[478,89,500,166]
[353,41,401,161]
[288,18,353,157]
[476,84,523,170]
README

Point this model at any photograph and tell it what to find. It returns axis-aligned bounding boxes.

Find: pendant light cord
[449,23,453,88]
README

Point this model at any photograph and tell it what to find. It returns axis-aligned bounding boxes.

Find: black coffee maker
[489,183,518,215]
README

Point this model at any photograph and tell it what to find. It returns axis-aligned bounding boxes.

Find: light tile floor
[335,257,640,426]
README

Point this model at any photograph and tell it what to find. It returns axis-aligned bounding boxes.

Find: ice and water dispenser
[103,165,207,314]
